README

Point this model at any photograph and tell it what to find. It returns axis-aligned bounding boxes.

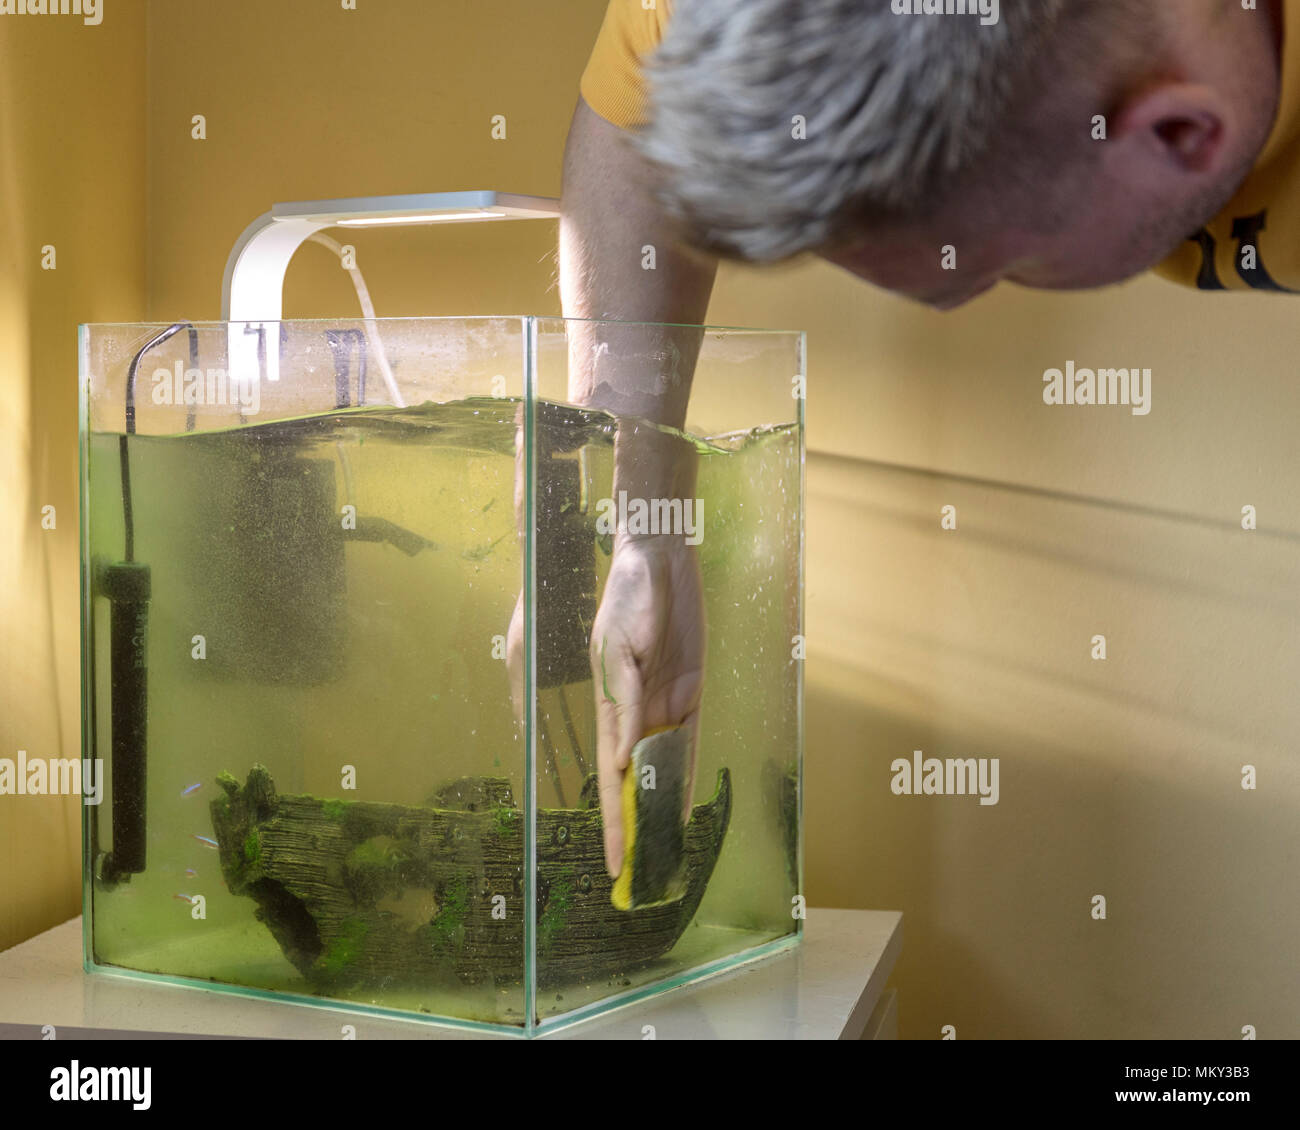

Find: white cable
[307,232,406,409]
[335,439,355,508]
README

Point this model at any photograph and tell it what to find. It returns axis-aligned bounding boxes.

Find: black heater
[95,323,196,886]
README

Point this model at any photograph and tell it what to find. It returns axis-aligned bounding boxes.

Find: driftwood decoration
[210,764,731,988]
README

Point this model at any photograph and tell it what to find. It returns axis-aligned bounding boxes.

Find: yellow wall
[145,0,577,323]
[0,1,147,953]
[4,0,1296,1039]
[769,275,1300,1038]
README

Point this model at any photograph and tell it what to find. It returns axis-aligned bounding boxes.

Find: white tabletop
[0,909,901,1040]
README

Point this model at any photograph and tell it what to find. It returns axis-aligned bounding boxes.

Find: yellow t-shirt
[581,0,1300,291]
[580,0,673,130]
[1155,0,1300,291]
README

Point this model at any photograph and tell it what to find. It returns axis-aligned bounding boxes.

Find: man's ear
[1110,82,1233,175]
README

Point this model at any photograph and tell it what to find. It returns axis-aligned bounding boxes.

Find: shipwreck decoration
[210,764,731,987]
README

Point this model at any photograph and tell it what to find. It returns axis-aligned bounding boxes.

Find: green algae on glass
[538,871,573,957]
[347,837,406,869]
[426,876,471,954]
[462,532,507,562]
[495,805,518,838]
[320,917,369,975]
[344,836,410,903]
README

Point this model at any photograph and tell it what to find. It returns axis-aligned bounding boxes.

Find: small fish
[181,782,202,797]
[173,893,194,903]
[192,834,219,849]
[462,532,507,562]
[185,868,198,877]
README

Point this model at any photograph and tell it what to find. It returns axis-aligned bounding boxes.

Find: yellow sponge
[612,725,689,911]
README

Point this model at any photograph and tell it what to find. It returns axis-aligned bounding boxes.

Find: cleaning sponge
[612,725,690,911]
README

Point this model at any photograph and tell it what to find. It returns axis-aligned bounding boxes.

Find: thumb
[680,707,702,824]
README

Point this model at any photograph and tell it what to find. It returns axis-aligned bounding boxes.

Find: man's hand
[590,532,705,878]
[503,527,705,880]
[557,96,717,878]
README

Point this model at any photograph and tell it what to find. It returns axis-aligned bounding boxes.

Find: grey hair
[633,0,1078,261]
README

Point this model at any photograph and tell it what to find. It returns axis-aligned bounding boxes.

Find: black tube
[124,322,197,561]
[126,322,194,438]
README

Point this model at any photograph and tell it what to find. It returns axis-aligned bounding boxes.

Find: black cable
[122,323,197,561]
[557,685,589,778]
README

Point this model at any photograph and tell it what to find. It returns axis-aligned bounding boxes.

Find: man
[558,0,1292,875]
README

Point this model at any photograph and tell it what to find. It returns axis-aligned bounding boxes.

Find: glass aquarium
[79,316,804,1035]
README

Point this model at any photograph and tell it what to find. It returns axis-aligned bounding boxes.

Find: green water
[85,397,800,1028]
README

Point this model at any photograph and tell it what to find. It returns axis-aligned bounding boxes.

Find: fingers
[595,684,628,877]
[611,662,644,779]
[505,593,524,725]
[682,707,702,825]
[597,750,624,879]
[594,632,644,876]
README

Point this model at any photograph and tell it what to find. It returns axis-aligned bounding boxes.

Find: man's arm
[559,96,717,877]
[559,96,717,424]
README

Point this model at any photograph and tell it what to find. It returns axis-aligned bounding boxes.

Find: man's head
[634,0,1283,308]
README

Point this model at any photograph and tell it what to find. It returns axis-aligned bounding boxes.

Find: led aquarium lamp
[221,190,560,386]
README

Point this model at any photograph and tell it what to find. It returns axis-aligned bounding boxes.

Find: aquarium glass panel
[528,319,804,1028]
[80,316,803,1034]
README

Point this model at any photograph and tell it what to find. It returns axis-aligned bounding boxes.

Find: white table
[0,909,901,1040]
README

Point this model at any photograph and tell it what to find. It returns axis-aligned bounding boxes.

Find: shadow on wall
[804,451,1298,1039]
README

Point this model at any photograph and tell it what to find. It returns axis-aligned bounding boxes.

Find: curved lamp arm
[220,191,560,389]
